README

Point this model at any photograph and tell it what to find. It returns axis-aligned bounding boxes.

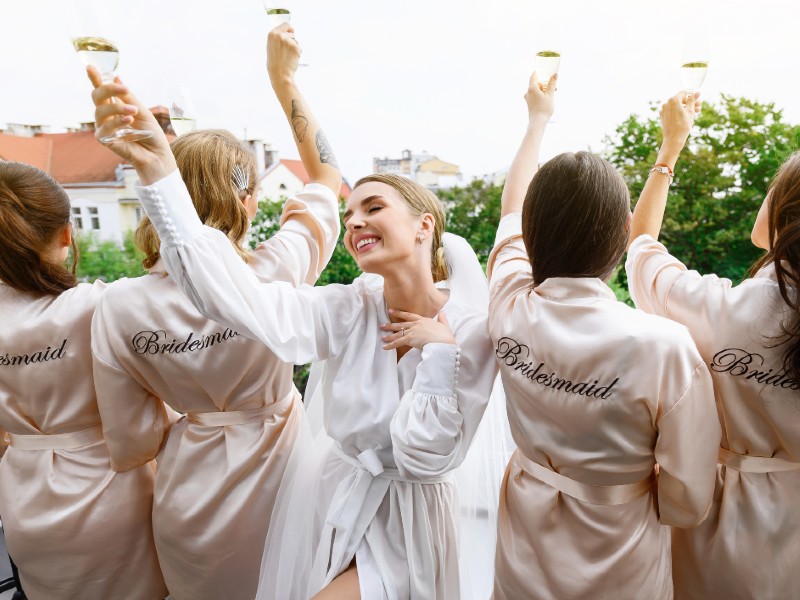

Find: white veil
[301,233,514,599]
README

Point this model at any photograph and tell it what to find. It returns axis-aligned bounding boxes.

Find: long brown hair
[749,151,800,380]
[522,151,631,285]
[0,162,78,295]
[354,173,449,282]
[135,130,257,268]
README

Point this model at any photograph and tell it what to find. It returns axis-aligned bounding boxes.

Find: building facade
[373,149,463,189]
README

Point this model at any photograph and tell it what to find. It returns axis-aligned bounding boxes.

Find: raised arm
[501,72,555,217]
[627,92,697,248]
[268,24,341,196]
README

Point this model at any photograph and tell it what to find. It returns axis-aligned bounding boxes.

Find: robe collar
[534,277,617,301]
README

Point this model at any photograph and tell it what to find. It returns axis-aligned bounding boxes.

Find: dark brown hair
[522,151,631,285]
[354,173,449,282]
[136,130,256,269]
[0,162,78,295]
[749,151,800,380]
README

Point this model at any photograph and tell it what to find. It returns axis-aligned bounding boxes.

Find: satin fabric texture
[486,214,721,600]
[0,281,167,600]
[92,180,340,600]
[133,171,499,599]
[627,235,800,600]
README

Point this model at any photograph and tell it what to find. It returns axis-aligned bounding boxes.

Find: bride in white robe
[89,31,499,598]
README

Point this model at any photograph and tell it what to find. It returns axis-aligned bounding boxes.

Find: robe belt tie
[7,424,104,451]
[186,387,298,427]
[313,445,453,589]
[514,449,654,506]
[718,447,800,473]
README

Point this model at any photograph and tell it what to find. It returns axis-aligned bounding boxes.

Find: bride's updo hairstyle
[749,151,800,380]
[0,162,78,295]
[522,151,631,286]
[135,129,257,269]
[354,173,449,282]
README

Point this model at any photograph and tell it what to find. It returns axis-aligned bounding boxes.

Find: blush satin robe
[627,234,800,600]
[487,214,721,600]
[0,281,167,600]
[91,180,339,600]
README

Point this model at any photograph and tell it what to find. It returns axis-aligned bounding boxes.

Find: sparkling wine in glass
[534,50,561,91]
[680,61,709,93]
[263,1,292,26]
[69,3,153,144]
[169,87,197,137]
[680,32,710,99]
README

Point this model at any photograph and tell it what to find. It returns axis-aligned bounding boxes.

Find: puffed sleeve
[134,170,358,363]
[91,293,177,472]
[654,359,721,527]
[390,311,497,479]
[625,234,733,340]
[246,182,340,286]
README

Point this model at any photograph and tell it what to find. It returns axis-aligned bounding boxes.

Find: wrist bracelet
[650,163,674,183]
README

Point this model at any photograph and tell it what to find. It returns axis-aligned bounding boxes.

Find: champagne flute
[68,1,152,143]
[263,0,293,27]
[680,34,710,100]
[169,87,197,137]
[263,0,308,66]
[534,50,561,92]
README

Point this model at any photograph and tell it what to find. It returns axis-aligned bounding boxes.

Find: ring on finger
[401,328,405,337]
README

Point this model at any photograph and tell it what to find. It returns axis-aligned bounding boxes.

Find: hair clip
[231,164,250,191]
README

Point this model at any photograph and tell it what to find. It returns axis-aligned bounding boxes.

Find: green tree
[605,95,800,294]
[75,232,146,283]
[438,179,503,268]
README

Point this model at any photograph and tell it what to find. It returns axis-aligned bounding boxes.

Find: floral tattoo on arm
[316,129,339,170]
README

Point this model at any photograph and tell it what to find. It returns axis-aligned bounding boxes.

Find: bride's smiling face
[342,181,434,275]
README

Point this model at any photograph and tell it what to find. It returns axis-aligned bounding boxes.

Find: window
[71,207,83,230]
[135,207,145,224]
[88,207,100,230]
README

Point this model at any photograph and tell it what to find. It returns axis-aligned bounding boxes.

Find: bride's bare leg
[312,565,361,600]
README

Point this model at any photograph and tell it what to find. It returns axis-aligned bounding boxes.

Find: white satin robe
[487,215,721,600]
[92,179,339,600]
[627,234,800,600]
[0,281,167,600]
[133,171,498,600]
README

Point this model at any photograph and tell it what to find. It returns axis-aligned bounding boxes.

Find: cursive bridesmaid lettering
[496,337,619,399]
[132,328,240,356]
[710,347,800,390]
[0,338,68,367]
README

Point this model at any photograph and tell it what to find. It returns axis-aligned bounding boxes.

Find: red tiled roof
[39,130,126,184]
[0,135,53,172]
[0,130,124,185]
[272,158,351,199]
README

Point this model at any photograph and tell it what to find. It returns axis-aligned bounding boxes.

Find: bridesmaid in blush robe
[89,29,341,600]
[626,92,800,599]
[487,74,721,600]
[0,162,167,600]
[89,26,498,600]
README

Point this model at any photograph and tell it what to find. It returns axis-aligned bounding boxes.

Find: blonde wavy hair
[354,173,449,282]
[136,130,257,269]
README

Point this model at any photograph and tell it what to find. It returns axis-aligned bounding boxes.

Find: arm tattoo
[316,129,339,170]
[290,99,309,143]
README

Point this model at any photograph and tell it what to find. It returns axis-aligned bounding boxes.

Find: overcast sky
[1,0,798,183]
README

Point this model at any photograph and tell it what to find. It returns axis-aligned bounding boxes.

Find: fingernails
[123,104,137,113]
[122,115,134,124]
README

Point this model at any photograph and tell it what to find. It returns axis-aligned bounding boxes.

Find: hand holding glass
[72,37,153,144]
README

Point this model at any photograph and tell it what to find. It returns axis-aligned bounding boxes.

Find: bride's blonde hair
[354,173,449,282]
